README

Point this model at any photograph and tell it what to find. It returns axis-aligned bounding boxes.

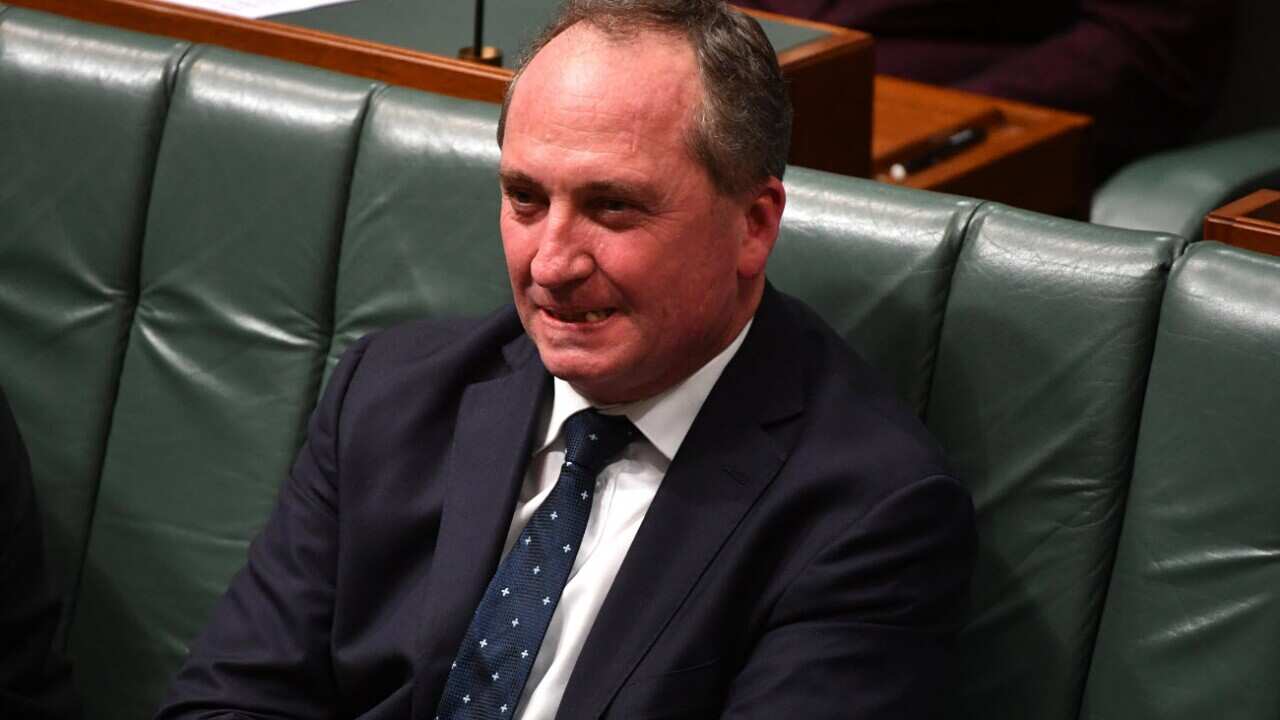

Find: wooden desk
[10,0,1092,216]
[874,76,1092,218]
[7,0,873,178]
[1204,190,1280,256]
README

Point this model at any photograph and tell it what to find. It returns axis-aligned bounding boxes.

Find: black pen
[889,126,987,181]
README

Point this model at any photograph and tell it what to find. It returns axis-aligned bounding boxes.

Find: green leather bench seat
[1092,127,1280,241]
[1083,243,1280,719]
[929,207,1182,720]
[1,7,1277,720]
[768,174,976,415]
[330,86,512,375]
[0,6,188,633]
[68,46,378,714]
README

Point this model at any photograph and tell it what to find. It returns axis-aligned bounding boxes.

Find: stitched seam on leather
[1071,234,1182,717]
[318,82,386,394]
[919,200,984,426]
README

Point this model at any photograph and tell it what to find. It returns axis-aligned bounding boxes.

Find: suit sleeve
[0,388,79,719]
[721,474,976,719]
[155,338,373,720]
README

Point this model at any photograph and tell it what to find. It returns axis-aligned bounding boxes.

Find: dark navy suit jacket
[1,388,79,720]
[158,286,975,719]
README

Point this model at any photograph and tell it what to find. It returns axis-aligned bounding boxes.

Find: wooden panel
[1204,189,1280,256]
[7,0,512,101]
[7,0,873,177]
[874,76,1092,217]
[12,0,1093,214]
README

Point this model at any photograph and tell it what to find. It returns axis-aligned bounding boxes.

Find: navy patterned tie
[434,408,637,719]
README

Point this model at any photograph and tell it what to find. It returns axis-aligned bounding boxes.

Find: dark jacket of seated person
[157,2,975,717]
[0,387,80,720]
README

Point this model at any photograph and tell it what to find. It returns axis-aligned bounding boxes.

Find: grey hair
[496,0,792,196]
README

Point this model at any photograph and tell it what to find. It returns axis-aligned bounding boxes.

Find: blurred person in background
[737,0,1233,177]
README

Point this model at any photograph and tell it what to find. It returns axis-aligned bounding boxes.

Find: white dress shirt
[506,321,752,719]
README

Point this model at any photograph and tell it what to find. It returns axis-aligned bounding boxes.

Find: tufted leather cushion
[66,47,377,718]
[1082,243,1280,720]
[0,7,186,631]
[926,206,1183,720]
[327,86,508,380]
[769,169,977,414]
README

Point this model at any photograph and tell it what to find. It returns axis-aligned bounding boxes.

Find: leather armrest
[1091,127,1280,241]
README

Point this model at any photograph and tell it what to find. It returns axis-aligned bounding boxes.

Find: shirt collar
[535,319,753,462]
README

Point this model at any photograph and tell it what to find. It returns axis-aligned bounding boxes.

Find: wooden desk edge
[10,0,875,97]
[1204,189,1280,256]
[873,76,1092,215]
[10,0,874,176]
[1207,189,1280,221]
[8,0,513,100]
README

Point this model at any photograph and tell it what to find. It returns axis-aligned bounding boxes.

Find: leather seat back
[0,5,186,634]
[927,206,1183,720]
[326,86,509,380]
[1082,243,1280,720]
[64,46,377,717]
[769,169,976,414]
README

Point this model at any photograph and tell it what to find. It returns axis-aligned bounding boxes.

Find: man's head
[498,0,791,404]
[498,0,792,197]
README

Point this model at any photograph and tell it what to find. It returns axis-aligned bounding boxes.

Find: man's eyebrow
[498,170,539,188]
[578,180,652,200]
[498,173,655,202]
[581,181,640,196]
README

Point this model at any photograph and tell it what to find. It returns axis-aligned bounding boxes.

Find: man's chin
[541,358,611,390]
[537,353,631,404]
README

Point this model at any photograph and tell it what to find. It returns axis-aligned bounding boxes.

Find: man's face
[499,25,766,404]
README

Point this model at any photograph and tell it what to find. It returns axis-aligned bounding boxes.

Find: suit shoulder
[770,290,953,494]
[346,306,529,374]
[319,306,535,420]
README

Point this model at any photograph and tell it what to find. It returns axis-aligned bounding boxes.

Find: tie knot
[562,409,637,473]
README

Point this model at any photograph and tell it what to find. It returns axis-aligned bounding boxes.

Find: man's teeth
[551,309,611,322]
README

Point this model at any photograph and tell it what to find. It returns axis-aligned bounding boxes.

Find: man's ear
[737,177,786,279]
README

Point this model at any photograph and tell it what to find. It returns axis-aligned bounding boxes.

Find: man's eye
[506,189,540,210]
[594,197,645,216]
[589,198,645,230]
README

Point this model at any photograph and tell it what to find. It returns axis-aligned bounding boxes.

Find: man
[158,1,974,718]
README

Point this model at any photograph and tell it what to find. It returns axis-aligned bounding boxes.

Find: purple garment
[740,0,1233,175]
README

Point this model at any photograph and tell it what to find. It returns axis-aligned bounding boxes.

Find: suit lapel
[411,337,550,718]
[558,287,805,718]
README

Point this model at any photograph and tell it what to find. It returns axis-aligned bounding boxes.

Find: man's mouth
[543,308,616,324]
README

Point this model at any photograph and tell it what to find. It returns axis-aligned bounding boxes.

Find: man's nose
[530,207,594,288]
